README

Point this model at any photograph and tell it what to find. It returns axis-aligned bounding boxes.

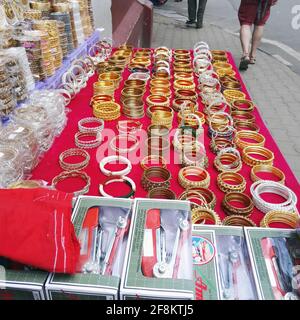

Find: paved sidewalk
[152,11,300,182]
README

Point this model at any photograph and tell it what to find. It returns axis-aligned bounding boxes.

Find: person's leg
[187,0,197,24]
[239,24,252,70]
[249,25,264,63]
[196,0,207,28]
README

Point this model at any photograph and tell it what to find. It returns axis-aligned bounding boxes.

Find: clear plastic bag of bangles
[76,205,132,276]
[29,90,68,136]
[0,145,24,188]
[0,122,40,174]
[216,235,257,300]
[141,208,193,281]
[11,103,55,153]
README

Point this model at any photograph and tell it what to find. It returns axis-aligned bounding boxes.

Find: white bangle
[250,180,297,213]
[99,176,136,198]
[99,155,132,176]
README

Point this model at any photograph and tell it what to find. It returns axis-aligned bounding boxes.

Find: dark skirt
[238,0,272,26]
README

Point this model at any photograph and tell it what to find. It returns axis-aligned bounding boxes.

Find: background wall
[91,0,112,40]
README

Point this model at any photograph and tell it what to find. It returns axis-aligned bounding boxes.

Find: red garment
[238,0,272,26]
[0,188,80,273]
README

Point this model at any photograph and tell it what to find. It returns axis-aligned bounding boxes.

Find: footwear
[186,20,196,27]
[249,56,256,64]
[196,22,203,29]
[239,56,250,71]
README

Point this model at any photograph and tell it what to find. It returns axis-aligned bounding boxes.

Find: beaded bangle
[78,117,104,134]
[147,187,176,200]
[222,192,254,217]
[141,155,167,170]
[59,148,90,171]
[178,166,210,189]
[110,134,139,153]
[52,170,91,197]
[179,188,216,210]
[260,210,299,228]
[75,131,103,149]
[217,172,246,193]
[242,146,274,167]
[222,215,256,227]
[141,167,171,191]
[192,207,222,225]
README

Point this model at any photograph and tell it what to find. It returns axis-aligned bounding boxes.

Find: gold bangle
[192,207,222,225]
[150,79,170,88]
[214,152,242,173]
[98,72,121,88]
[222,192,254,217]
[213,61,232,70]
[147,124,170,137]
[210,137,236,154]
[223,89,246,103]
[175,89,198,101]
[146,95,170,107]
[232,110,256,124]
[231,99,255,112]
[141,167,172,191]
[178,166,210,189]
[179,188,217,210]
[242,146,274,167]
[124,79,146,89]
[222,81,242,91]
[147,105,173,118]
[147,187,176,200]
[121,87,144,103]
[141,155,167,170]
[150,86,172,97]
[251,165,285,184]
[174,79,195,91]
[234,130,266,150]
[217,172,247,193]
[234,121,260,132]
[222,215,256,227]
[173,98,197,112]
[93,101,121,121]
[174,72,194,82]
[260,210,299,228]
[122,97,145,119]
[131,57,151,67]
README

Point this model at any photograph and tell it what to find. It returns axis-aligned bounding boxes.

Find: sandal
[239,55,250,71]
[249,56,256,64]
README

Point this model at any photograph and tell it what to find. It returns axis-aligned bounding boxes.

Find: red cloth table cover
[31,51,300,227]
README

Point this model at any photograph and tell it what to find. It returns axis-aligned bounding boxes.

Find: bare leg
[250,25,264,61]
[240,24,252,57]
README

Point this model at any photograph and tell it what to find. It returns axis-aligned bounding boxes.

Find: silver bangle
[78,117,104,134]
[75,131,102,149]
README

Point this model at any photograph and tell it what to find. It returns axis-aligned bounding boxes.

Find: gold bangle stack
[122,97,145,119]
[210,137,236,154]
[93,101,121,121]
[231,110,256,124]
[178,111,205,128]
[174,72,194,82]
[141,155,167,170]
[223,89,246,103]
[147,187,177,200]
[124,79,146,89]
[192,207,222,225]
[90,94,114,108]
[178,166,210,189]
[131,57,151,67]
[147,124,170,137]
[93,80,115,96]
[98,71,121,89]
[251,165,285,184]
[222,192,254,217]
[150,86,172,97]
[234,121,260,132]
[147,105,173,119]
[231,99,255,112]
[150,78,170,89]
[120,87,144,103]
[175,89,198,101]
[234,130,266,150]
[222,81,241,91]
[242,146,274,167]
[173,98,197,112]
[174,79,195,91]
[217,172,247,193]
[179,188,217,210]
[146,95,170,108]
[222,215,256,227]
[141,167,172,191]
[214,152,242,173]
[260,210,299,228]
[151,110,173,129]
